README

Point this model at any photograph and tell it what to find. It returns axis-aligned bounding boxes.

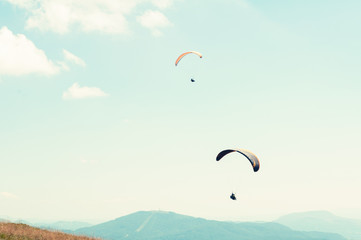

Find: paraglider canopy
[175,51,202,66]
[216,149,260,172]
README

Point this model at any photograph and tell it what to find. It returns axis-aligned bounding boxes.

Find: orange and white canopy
[175,51,202,66]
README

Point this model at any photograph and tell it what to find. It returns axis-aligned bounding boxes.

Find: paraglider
[175,51,202,82]
[216,148,260,200]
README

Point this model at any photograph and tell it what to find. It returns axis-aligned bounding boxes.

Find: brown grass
[0,222,101,240]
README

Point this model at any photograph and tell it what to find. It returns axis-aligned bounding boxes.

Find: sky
[1,0,361,223]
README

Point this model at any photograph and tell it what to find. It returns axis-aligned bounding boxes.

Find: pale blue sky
[1,0,361,222]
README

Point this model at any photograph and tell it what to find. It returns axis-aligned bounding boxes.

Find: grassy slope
[0,222,101,240]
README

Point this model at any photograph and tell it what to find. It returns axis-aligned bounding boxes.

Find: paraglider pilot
[230,192,237,200]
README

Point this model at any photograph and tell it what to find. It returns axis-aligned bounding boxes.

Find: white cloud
[1,192,18,199]
[79,157,99,164]
[63,49,86,67]
[25,0,133,34]
[0,26,60,76]
[56,61,70,71]
[137,10,172,36]
[4,0,38,9]
[151,0,173,9]
[4,0,175,35]
[62,82,108,99]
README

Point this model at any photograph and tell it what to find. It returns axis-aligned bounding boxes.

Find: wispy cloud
[4,0,38,9]
[79,157,99,164]
[1,192,18,199]
[62,82,108,100]
[0,26,60,76]
[63,49,86,67]
[137,10,172,36]
[151,0,173,9]
[24,0,135,34]
[4,0,175,35]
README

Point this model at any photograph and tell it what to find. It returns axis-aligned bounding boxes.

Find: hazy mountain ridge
[0,217,92,232]
[34,221,93,231]
[275,210,361,240]
[75,211,346,240]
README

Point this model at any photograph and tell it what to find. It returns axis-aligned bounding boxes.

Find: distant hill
[275,210,361,240]
[0,218,92,232]
[35,221,93,231]
[0,219,9,223]
[75,211,346,240]
[0,222,100,240]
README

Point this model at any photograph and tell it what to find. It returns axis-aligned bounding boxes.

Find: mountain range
[75,211,347,240]
[35,220,93,231]
[275,210,361,240]
[3,210,360,240]
[0,217,92,232]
